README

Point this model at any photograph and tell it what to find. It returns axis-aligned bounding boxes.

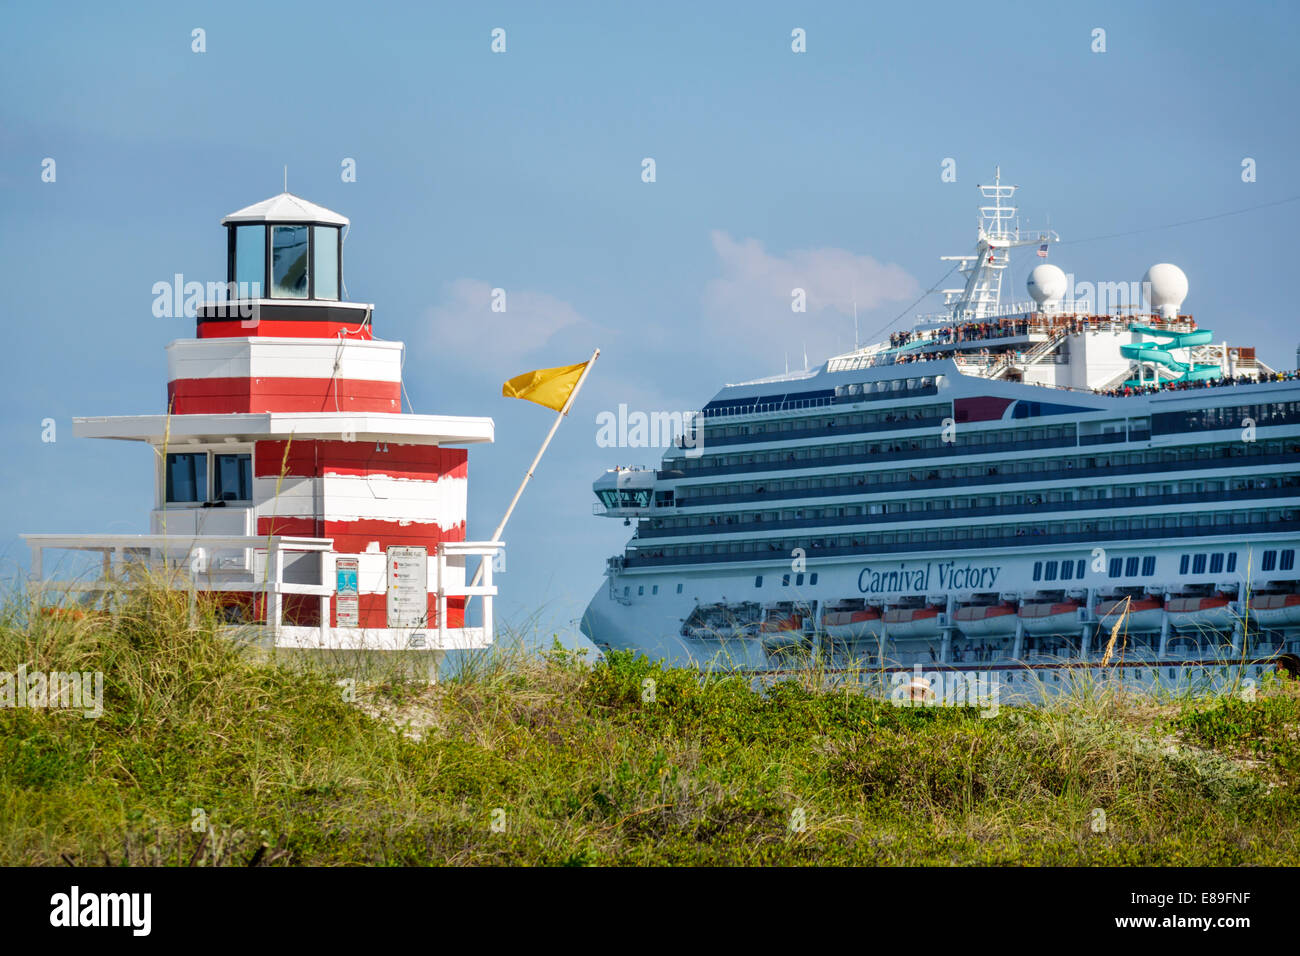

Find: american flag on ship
[1037,242,1049,258]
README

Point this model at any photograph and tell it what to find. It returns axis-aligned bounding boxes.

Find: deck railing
[21,534,503,651]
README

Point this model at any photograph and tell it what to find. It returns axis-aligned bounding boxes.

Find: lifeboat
[1018,601,1082,635]
[759,613,800,650]
[1165,595,1235,631]
[882,606,944,638]
[821,607,883,640]
[953,603,1017,637]
[760,613,802,634]
[683,603,760,641]
[1246,593,1300,628]
[1095,596,1164,632]
[685,622,756,641]
[760,613,812,656]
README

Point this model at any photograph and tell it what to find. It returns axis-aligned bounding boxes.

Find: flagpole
[470,348,600,588]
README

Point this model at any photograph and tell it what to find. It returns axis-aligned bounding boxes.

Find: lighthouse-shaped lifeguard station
[25,193,503,676]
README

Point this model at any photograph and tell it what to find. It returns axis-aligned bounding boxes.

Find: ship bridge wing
[592,467,664,517]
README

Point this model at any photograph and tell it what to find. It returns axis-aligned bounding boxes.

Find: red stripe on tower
[197,319,374,340]
[255,516,466,556]
[168,377,401,414]
[253,440,467,480]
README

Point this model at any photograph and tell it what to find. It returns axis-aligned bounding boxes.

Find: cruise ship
[580,172,1300,694]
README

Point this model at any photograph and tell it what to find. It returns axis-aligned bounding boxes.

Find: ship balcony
[21,533,504,655]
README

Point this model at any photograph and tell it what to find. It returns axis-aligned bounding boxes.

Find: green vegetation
[2,581,1299,865]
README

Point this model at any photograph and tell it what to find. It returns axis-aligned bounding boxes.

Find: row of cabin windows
[1035,556,1158,581]
[626,583,686,598]
[624,575,828,598]
[700,403,951,445]
[771,573,817,588]
[645,557,1166,585]
[630,508,1297,561]
[700,377,937,421]
[1152,401,1300,435]
[1177,552,1242,575]
[1267,549,1297,572]
[1033,559,1089,582]
[675,424,1071,472]
[165,452,252,504]
[648,473,1300,534]
[684,394,1300,474]
[1190,548,1294,572]
[695,395,1300,447]
[683,439,1298,503]
[1106,555,1158,578]
[1079,417,1149,437]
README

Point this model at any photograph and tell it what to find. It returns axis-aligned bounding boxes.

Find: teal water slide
[1119,326,1221,385]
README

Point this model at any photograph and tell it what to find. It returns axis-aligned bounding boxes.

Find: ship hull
[583,346,1300,696]
[581,538,1300,692]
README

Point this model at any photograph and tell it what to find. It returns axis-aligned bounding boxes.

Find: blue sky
[2,1,1298,648]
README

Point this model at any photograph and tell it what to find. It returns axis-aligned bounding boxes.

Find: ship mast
[940,167,1057,322]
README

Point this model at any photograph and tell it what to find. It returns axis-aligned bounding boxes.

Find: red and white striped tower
[64,193,500,660]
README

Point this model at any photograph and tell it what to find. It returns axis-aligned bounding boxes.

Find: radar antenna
[939,167,1058,321]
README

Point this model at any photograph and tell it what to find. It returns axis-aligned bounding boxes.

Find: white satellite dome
[1026,263,1067,310]
[1142,263,1188,319]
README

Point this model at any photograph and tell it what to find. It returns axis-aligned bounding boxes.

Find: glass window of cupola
[271,225,309,298]
[233,225,265,297]
[227,218,343,301]
[313,225,339,300]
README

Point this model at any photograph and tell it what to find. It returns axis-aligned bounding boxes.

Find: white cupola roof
[221,192,349,227]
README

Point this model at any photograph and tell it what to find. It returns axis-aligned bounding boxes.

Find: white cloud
[702,231,919,364]
[425,278,587,371]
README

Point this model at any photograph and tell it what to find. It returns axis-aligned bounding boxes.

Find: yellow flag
[501,361,589,412]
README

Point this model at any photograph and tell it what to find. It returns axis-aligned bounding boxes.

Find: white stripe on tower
[167,337,403,383]
[253,474,467,526]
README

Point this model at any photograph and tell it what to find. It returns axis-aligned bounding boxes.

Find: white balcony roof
[221,192,349,227]
[72,412,493,445]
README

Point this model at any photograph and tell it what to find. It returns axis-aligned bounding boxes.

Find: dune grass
[2,580,1299,866]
